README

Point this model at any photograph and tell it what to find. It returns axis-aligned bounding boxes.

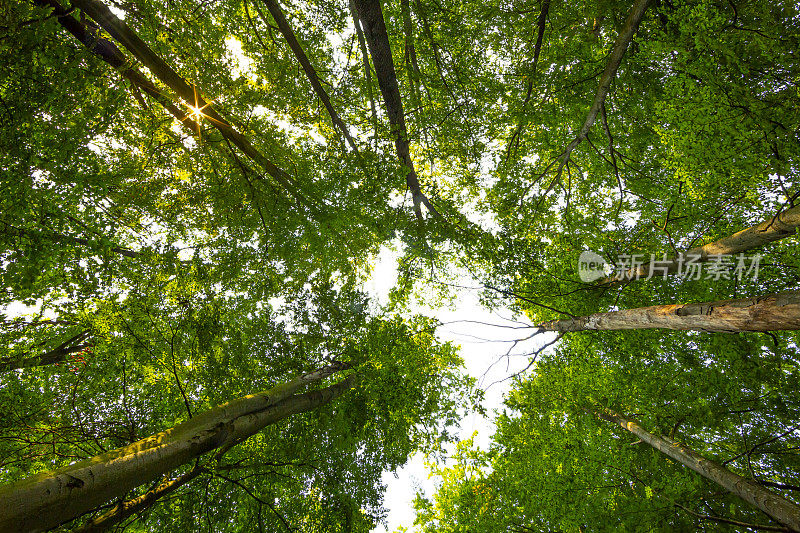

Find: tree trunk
[400,0,421,109]
[0,330,92,372]
[0,364,354,532]
[74,465,206,532]
[66,0,307,206]
[349,0,379,144]
[539,291,800,333]
[258,0,358,151]
[0,343,92,372]
[33,0,200,138]
[504,0,550,163]
[543,0,652,195]
[351,0,435,220]
[598,204,800,285]
[594,406,800,532]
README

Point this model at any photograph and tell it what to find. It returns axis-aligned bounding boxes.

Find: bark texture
[595,406,800,532]
[540,291,800,333]
[599,204,800,285]
[0,364,354,532]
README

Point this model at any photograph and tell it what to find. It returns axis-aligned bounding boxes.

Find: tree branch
[541,0,651,198]
[258,0,358,151]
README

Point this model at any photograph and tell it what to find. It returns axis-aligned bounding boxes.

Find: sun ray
[180,85,217,140]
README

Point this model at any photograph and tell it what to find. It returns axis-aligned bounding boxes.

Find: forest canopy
[1,0,799,530]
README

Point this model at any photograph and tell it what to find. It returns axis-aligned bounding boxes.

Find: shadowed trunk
[351,0,436,220]
[33,0,199,135]
[64,0,308,207]
[400,0,421,109]
[504,0,550,163]
[259,0,358,151]
[349,0,379,143]
[0,330,92,372]
[540,291,800,333]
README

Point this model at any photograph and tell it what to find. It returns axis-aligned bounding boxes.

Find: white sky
[364,244,555,532]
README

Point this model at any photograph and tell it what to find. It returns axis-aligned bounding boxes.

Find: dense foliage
[1,0,799,530]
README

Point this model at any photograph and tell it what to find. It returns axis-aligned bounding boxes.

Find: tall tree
[593,405,800,531]
[0,364,353,531]
[414,333,800,531]
[3,0,800,529]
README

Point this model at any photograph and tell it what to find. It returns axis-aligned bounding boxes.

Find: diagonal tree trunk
[0,364,354,532]
[594,406,800,532]
[65,0,310,207]
[539,290,800,333]
[598,204,800,285]
[38,0,329,219]
[34,0,198,134]
[74,465,206,532]
[351,0,437,220]
[258,0,358,151]
[349,0,379,144]
[504,0,550,164]
[543,0,652,196]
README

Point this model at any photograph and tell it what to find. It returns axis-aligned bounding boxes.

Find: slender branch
[673,500,793,532]
[541,0,651,198]
[2,220,140,258]
[215,472,292,532]
[723,426,799,466]
[504,0,550,165]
